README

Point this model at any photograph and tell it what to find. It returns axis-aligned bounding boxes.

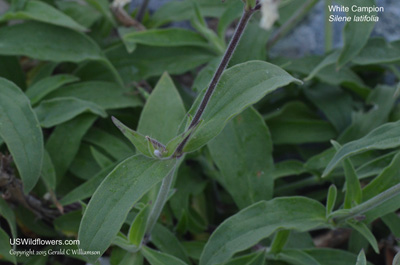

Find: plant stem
[334,182,400,223]
[145,164,176,237]
[173,5,259,156]
[137,0,150,22]
[267,0,318,49]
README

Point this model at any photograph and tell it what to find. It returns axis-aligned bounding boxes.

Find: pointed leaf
[0,78,43,193]
[128,203,151,247]
[79,155,177,262]
[355,249,367,265]
[322,120,400,177]
[141,246,188,265]
[182,61,301,152]
[199,197,327,265]
[347,221,379,254]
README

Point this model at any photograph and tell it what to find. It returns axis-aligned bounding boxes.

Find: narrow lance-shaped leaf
[335,0,377,68]
[347,221,379,254]
[128,203,151,247]
[0,78,43,193]
[322,120,400,177]
[199,197,327,265]
[181,60,301,152]
[141,246,189,265]
[208,107,274,209]
[79,156,177,262]
[353,38,400,65]
[355,249,367,265]
[326,184,337,216]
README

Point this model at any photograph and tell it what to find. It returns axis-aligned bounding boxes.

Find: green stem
[324,0,333,52]
[145,163,176,237]
[267,0,319,49]
[269,230,290,254]
[333,182,400,223]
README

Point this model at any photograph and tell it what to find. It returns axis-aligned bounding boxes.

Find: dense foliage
[0,0,399,265]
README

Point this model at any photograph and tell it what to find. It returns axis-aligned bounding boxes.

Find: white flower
[111,0,131,8]
[260,0,280,30]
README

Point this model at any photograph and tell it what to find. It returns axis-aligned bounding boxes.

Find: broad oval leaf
[0,78,43,193]
[322,120,400,177]
[0,21,102,63]
[35,97,106,128]
[183,60,301,152]
[208,107,274,209]
[0,0,87,32]
[199,197,327,265]
[78,155,177,262]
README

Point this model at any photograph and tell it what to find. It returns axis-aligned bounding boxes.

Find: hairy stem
[267,0,318,49]
[173,5,259,156]
[137,0,150,22]
[333,183,400,223]
[145,164,176,237]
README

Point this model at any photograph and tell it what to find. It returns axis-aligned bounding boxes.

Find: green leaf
[46,114,97,180]
[270,230,291,254]
[137,73,186,144]
[304,248,369,265]
[76,43,214,84]
[336,0,377,68]
[78,156,177,262]
[272,160,306,179]
[0,55,26,89]
[90,146,113,168]
[199,197,327,265]
[322,120,400,177]
[0,197,17,240]
[265,101,337,144]
[0,0,87,31]
[141,246,188,265]
[35,97,106,128]
[223,251,266,265]
[331,141,362,209]
[0,78,43,193]
[192,57,221,93]
[41,150,56,190]
[26,74,79,105]
[120,28,209,52]
[353,38,400,65]
[355,249,367,265]
[304,84,353,132]
[182,61,301,152]
[84,127,134,160]
[45,81,142,110]
[277,249,321,265]
[151,224,190,264]
[326,185,337,216]
[112,117,153,157]
[381,213,400,238]
[84,0,116,26]
[347,221,379,254]
[0,227,16,264]
[362,151,400,200]
[305,51,340,81]
[208,107,274,209]
[55,1,101,29]
[59,162,118,206]
[128,203,151,247]
[69,143,101,180]
[0,21,103,63]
